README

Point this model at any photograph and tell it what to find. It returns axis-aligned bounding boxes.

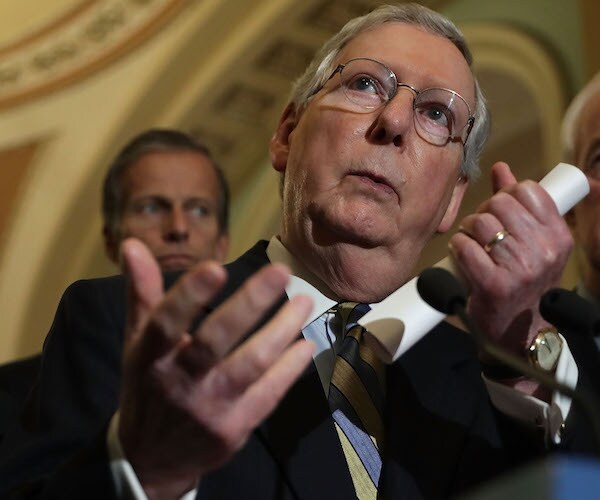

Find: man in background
[0,129,230,452]
[562,73,600,349]
[102,128,230,271]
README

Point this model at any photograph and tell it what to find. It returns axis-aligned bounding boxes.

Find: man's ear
[437,175,469,233]
[270,103,298,173]
[103,225,119,264]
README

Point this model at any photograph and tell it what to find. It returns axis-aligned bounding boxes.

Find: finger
[225,338,315,444]
[122,238,164,344]
[449,231,500,292]
[212,294,313,393]
[501,181,559,222]
[185,263,293,367]
[479,186,559,244]
[458,210,517,265]
[490,161,517,193]
[140,261,227,361]
[459,212,503,244]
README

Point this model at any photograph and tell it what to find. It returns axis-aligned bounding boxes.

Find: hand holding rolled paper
[361,163,589,363]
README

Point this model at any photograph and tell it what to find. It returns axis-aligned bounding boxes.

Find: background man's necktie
[328,302,385,499]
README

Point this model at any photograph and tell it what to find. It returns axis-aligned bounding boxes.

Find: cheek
[190,219,220,236]
[292,108,361,166]
[406,158,462,230]
[120,218,160,240]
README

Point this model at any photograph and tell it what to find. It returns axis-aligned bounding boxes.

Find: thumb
[491,161,517,193]
[121,238,164,343]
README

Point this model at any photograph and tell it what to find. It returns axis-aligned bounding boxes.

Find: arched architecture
[0,0,597,362]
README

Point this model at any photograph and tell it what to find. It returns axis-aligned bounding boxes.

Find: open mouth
[348,171,395,195]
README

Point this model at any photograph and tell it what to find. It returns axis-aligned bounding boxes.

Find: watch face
[532,330,562,371]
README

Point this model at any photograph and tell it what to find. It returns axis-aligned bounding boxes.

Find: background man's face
[109,150,228,271]
[569,93,600,272]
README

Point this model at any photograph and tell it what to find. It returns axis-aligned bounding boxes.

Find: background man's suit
[1,241,599,499]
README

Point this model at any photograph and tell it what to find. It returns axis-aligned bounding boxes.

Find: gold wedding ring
[484,230,509,253]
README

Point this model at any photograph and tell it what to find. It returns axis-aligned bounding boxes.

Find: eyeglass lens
[338,58,471,144]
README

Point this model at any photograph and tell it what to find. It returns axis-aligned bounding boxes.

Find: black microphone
[417,267,600,452]
[416,267,467,315]
[540,288,600,337]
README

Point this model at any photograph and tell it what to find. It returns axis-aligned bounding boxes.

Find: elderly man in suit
[0,129,229,455]
[563,73,600,351]
[2,4,598,499]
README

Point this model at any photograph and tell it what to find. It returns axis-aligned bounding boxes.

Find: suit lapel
[225,242,356,498]
[257,360,357,500]
[190,241,354,498]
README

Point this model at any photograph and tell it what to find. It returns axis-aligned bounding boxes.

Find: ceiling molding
[0,1,97,57]
[0,0,187,110]
[464,22,567,169]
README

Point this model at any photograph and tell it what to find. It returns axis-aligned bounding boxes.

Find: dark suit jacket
[0,355,41,446]
[1,241,599,499]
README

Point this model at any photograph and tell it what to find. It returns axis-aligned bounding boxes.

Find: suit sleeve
[0,276,127,498]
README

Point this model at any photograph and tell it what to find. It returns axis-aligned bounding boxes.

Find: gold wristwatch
[528,327,563,372]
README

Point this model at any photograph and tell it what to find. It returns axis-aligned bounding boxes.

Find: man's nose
[164,207,189,242]
[367,89,414,147]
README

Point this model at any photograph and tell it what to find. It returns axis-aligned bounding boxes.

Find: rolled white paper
[539,162,590,216]
[360,163,589,363]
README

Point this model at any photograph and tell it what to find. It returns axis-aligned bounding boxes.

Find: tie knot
[335,302,371,336]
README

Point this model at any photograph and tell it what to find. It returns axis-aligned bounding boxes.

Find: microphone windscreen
[417,267,467,315]
[540,288,600,337]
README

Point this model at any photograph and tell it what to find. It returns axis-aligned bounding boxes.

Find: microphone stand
[418,267,600,453]
[455,301,600,450]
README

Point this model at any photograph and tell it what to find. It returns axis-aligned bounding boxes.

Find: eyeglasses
[323,58,475,146]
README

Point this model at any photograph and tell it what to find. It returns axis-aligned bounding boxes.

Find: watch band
[528,327,562,372]
[481,327,562,380]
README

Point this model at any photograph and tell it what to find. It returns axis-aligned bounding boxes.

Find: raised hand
[117,239,314,498]
[449,162,573,358]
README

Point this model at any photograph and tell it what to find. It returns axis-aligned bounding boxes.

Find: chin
[319,222,386,248]
[309,202,390,246]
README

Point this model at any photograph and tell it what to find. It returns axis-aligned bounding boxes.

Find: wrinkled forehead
[335,22,476,109]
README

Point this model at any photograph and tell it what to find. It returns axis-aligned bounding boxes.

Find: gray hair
[288,3,489,180]
[561,72,600,165]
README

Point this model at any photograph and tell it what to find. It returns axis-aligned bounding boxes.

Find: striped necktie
[329,302,386,499]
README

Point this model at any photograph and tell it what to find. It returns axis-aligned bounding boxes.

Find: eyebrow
[129,195,217,210]
[130,195,171,204]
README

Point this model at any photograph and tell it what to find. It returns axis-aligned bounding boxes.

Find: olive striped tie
[329,302,385,499]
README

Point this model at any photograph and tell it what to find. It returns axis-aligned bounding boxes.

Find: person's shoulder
[65,274,127,295]
[223,240,270,285]
[225,240,270,272]
[58,275,128,321]
[202,240,271,309]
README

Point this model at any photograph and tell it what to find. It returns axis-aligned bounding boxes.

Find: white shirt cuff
[484,334,577,445]
[107,411,197,500]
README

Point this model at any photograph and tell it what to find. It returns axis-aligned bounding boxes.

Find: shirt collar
[266,236,338,328]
